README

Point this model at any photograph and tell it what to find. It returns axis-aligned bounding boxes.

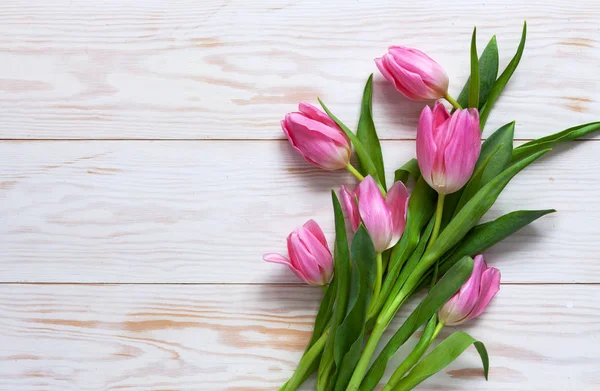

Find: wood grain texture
[1,140,599,283]
[1,1,600,390]
[0,0,599,140]
[0,284,598,391]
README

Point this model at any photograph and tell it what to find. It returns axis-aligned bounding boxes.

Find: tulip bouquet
[264,23,600,391]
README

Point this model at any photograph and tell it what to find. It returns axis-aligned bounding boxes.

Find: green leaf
[330,191,351,338]
[394,158,421,185]
[468,27,480,109]
[369,177,436,318]
[456,36,499,110]
[384,316,438,389]
[480,21,527,129]
[453,144,502,216]
[393,332,489,391]
[512,122,600,162]
[319,98,380,183]
[415,148,550,278]
[332,226,376,391]
[357,74,386,188]
[454,122,515,214]
[388,216,435,306]
[359,257,475,391]
[319,191,353,388]
[439,209,556,276]
[305,277,336,352]
[479,122,516,183]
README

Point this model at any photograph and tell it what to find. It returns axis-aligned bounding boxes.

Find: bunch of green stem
[283,97,455,390]
[345,192,447,391]
[382,319,445,391]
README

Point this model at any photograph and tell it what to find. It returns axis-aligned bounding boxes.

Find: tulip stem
[372,252,383,305]
[346,163,387,195]
[346,163,365,181]
[284,328,330,391]
[426,194,446,252]
[444,94,462,110]
[384,321,445,391]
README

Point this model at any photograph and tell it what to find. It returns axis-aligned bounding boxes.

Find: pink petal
[263,252,291,265]
[288,232,323,285]
[302,219,328,248]
[297,226,333,275]
[385,181,410,249]
[448,255,485,321]
[438,293,469,326]
[466,267,501,321]
[298,102,340,129]
[263,252,310,284]
[432,101,451,130]
[385,55,436,101]
[443,109,481,193]
[387,46,449,96]
[282,114,351,170]
[356,176,393,252]
[340,186,360,232]
[375,56,403,93]
[286,112,349,148]
[416,106,437,189]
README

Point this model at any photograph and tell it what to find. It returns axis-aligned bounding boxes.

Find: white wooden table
[1,1,599,390]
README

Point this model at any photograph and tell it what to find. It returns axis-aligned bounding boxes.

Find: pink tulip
[263,220,333,286]
[416,102,481,194]
[438,255,501,326]
[375,46,449,101]
[281,102,351,170]
[340,176,410,252]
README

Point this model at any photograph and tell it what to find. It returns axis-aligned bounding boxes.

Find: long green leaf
[384,316,438,389]
[415,208,556,293]
[440,209,556,275]
[468,27,480,108]
[454,121,515,214]
[453,144,502,216]
[414,149,550,279]
[512,122,600,162]
[305,277,336,352]
[393,332,489,391]
[330,191,351,341]
[456,36,499,110]
[394,158,420,185]
[357,74,386,188]
[333,226,376,391]
[319,98,380,182]
[480,22,527,129]
[318,191,353,388]
[387,216,435,307]
[359,257,475,391]
[479,122,515,183]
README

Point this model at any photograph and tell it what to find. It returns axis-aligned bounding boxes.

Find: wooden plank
[1,140,599,283]
[0,283,597,390]
[0,0,598,140]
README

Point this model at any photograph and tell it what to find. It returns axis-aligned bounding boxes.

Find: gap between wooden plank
[0,138,598,142]
[0,282,597,286]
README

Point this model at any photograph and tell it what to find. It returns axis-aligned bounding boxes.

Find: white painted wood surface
[0,0,598,140]
[1,140,599,283]
[0,1,599,390]
[0,285,598,391]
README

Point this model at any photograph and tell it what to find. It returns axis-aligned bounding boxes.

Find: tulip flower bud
[263,220,333,286]
[281,102,351,170]
[340,176,410,252]
[438,255,501,326]
[375,46,449,101]
[416,102,481,194]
